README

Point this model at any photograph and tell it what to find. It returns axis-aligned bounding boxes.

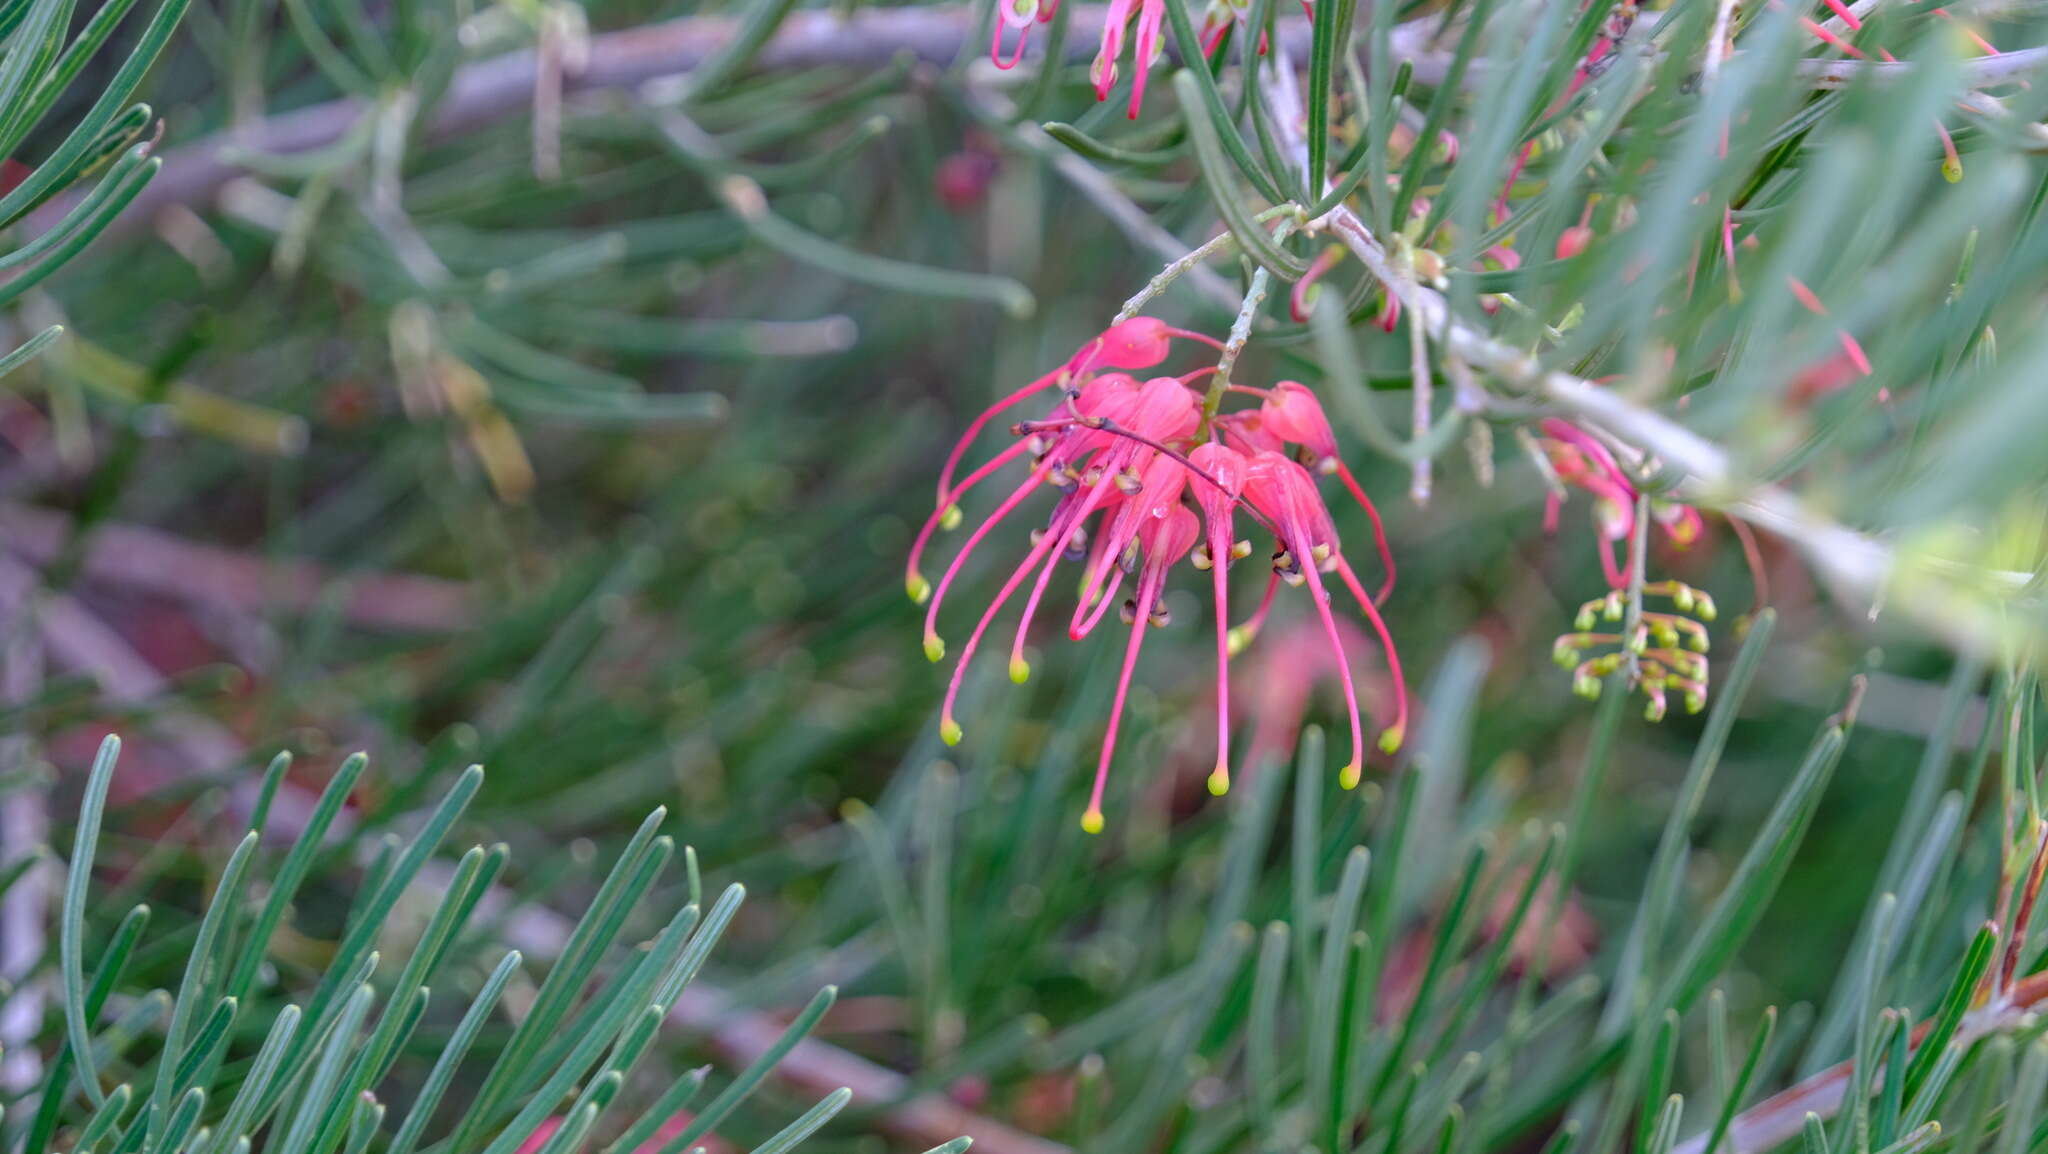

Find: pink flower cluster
[1535,417,1702,589]
[991,0,1268,118]
[908,319,1407,832]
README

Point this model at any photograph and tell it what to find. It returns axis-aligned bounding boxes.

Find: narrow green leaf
[651,986,838,1154]
[602,1068,709,1154]
[152,832,259,1137]
[1873,1009,1909,1151]
[1700,1007,1777,1154]
[201,1005,299,1154]
[680,0,803,101]
[73,1083,132,1154]
[1173,69,1304,279]
[1657,716,1849,1014]
[386,951,520,1154]
[1905,921,1997,1102]
[61,733,121,1107]
[1802,1113,1831,1154]
[1160,0,1285,204]
[224,753,370,1003]
[25,902,148,1153]
[1950,1035,2010,1154]
[1248,922,1288,1136]
[752,1088,853,1154]
[1996,1036,2048,1154]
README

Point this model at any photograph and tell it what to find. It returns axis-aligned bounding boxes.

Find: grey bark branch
[1313,208,2028,656]
[0,503,475,633]
[1242,44,2032,656]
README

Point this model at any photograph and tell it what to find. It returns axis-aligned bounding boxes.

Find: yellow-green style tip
[1080,809,1105,835]
[924,634,946,663]
[1377,725,1405,755]
[1226,625,1255,657]
[906,572,931,604]
[940,718,963,746]
[1338,762,1362,790]
[1009,656,1031,684]
[939,503,963,531]
[1207,768,1230,797]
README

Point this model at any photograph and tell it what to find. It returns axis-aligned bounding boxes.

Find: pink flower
[1086,0,1265,117]
[913,321,1408,829]
[1091,0,1168,118]
[1238,450,1408,785]
[1229,616,1398,785]
[1535,418,1704,589]
[990,0,1061,69]
[1250,382,1397,603]
[1188,441,1250,795]
[1785,276,1872,379]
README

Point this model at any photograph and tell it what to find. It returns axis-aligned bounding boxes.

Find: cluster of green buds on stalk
[1554,580,1717,720]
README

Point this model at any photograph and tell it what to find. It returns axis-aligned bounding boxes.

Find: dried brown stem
[0,503,475,632]
[1999,820,2048,995]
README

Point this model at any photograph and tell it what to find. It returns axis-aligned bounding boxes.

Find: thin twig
[1117,231,1242,323]
[1621,493,1651,684]
[0,556,245,773]
[1408,309,1434,505]
[1998,819,2048,996]
[1203,222,1298,426]
[0,503,475,632]
[1817,0,1884,37]
[0,576,48,1099]
[1237,43,2033,653]
[1799,43,2048,87]
[1703,0,1741,87]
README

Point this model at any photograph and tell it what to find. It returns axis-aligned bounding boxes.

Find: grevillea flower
[990,0,1061,69]
[1074,0,1275,117]
[912,320,1407,830]
[1535,417,1700,588]
[1238,449,1407,787]
[1091,0,1168,119]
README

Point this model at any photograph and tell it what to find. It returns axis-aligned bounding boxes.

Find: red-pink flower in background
[1535,417,1701,588]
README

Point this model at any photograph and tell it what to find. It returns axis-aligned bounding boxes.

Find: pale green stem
[1116,205,1300,324]
[1200,219,1299,436]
